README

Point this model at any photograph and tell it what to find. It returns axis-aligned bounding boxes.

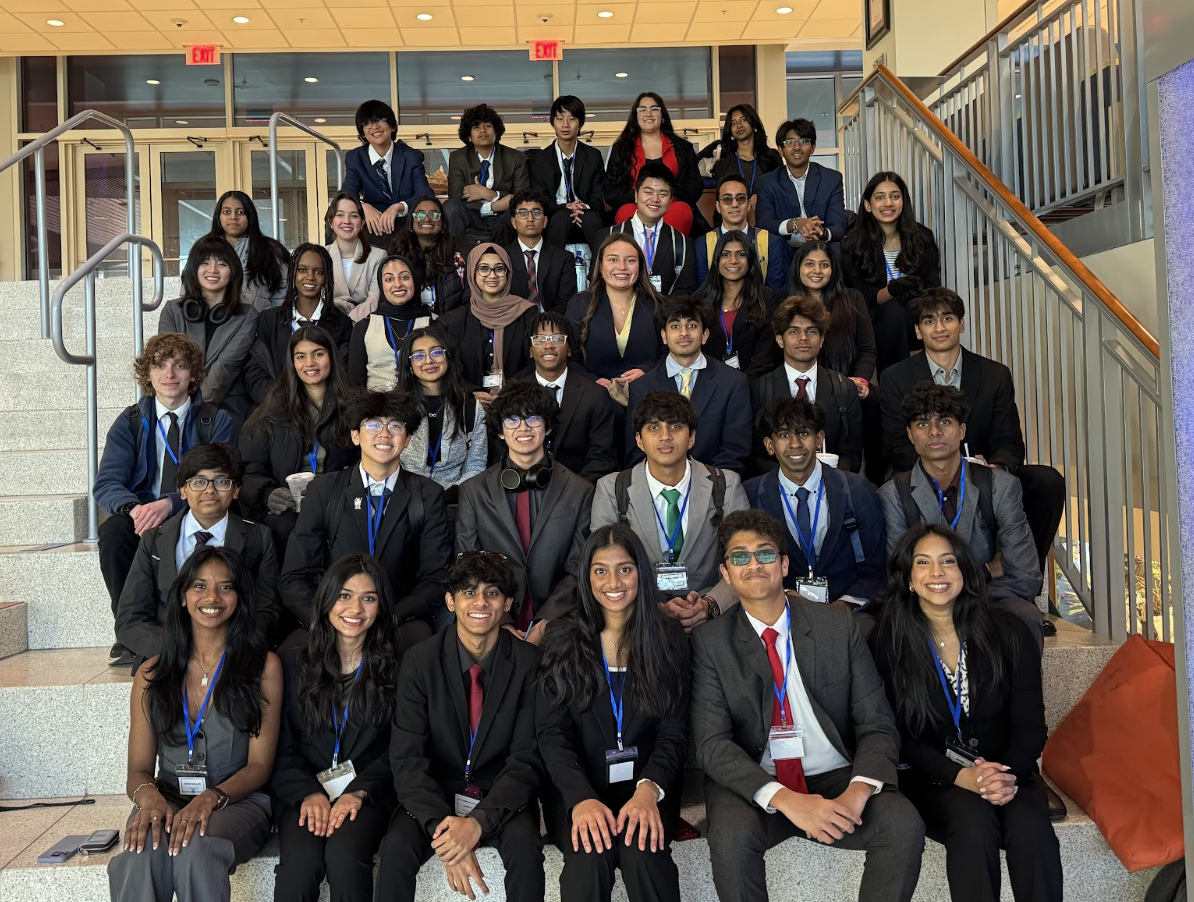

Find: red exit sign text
[528,40,563,61]
[186,44,221,66]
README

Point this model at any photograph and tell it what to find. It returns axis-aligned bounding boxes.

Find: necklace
[192,656,221,687]
[932,630,957,649]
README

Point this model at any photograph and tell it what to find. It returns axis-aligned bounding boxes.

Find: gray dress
[107,703,271,902]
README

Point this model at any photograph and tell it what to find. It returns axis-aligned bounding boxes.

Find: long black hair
[143,545,269,743]
[180,235,246,319]
[719,103,780,169]
[243,324,352,448]
[210,189,287,295]
[608,92,680,177]
[578,233,660,350]
[296,554,400,734]
[874,523,1010,735]
[787,239,860,374]
[394,326,471,440]
[841,171,929,284]
[388,195,462,290]
[537,524,689,719]
[280,243,336,322]
[692,230,770,326]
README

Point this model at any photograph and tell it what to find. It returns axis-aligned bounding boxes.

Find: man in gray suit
[692,509,924,902]
[456,381,593,644]
[591,391,749,632]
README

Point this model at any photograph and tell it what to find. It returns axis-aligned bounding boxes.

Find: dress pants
[550,806,681,902]
[99,513,142,639]
[1016,465,1065,573]
[442,200,515,246]
[705,767,925,902]
[273,800,391,902]
[903,775,1062,902]
[545,208,605,252]
[373,804,544,902]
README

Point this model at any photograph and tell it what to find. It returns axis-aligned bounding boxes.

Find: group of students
[91,88,1071,902]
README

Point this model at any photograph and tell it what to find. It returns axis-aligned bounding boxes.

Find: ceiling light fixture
[615,71,628,78]
[46,18,64,26]
[314,117,327,123]
[232,15,249,23]
[304,76,319,83]
[146,78,161,85]
[176,120,189,125]
[460,75,474,81]
[776,6,793,12]
[416,12,433,20]
[597,10,613,17]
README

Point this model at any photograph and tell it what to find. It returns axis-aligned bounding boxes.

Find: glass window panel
[67,55,225,128]
[396,51,552,127]
[21,57,57,133]
[160,151,218,277]
[812,153,840,172]
[251,150,308,248]
[22,141,61,280]
[556,48,713,121]
[841,76,863,101]
[785,50,863,74]
[717,46,756,115]
[232,53,391,128]
[786,76,837,147]
[82,152,143,277]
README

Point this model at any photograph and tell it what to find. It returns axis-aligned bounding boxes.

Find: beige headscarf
[467,243,535,369]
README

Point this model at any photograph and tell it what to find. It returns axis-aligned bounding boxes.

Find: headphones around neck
[500,456,552,493]
[182,297,232,326]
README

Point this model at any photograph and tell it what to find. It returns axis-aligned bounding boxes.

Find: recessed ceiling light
[597,10,613,16]
[232,15,249,23]
[204,78,220,86]
[451,115,461,120]
[46,18,64,26]
[776,5,793,12]
[615,72,628,78]
[176,120,189,125]
[304,76,318,83]
[314,117,327,123]
[416,12,433,20]
[460,75,474,82]
[146,79,160,85]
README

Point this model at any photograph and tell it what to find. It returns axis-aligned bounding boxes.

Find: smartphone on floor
[37,835,87,864]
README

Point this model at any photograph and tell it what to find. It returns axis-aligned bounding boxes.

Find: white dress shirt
[477,150,497,217]
[292,299,325,330]
[175,511,229,569]
[518,238,544,297]
[665,353,707,393]
[360,464,401,496]
[368,143,406,216]
[535,367,568,405]
[777,464,827,567]
[777,169,810,246]
[153,397,191,497]
[784,361,818,401]
[630,214,663,264]
[644,460,692,558]
[555,141,578,206]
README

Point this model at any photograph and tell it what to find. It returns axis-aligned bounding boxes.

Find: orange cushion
[1042,634,1182,871]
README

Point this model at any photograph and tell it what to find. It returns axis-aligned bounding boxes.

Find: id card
[606,746,639,784]
[724,353,740,370]
[945,737,980,768]
[655,562,689,593]
[768,725,805,761]
[482,372,504,391]
[316,760,357,802]
[454,784,483,817]
[649,275,663,292]
[176,764,208,797]
[796,577,829,604]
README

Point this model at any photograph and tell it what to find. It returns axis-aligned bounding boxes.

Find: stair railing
[267,113,345,242]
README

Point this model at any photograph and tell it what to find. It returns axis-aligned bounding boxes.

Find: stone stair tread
[0,646,127,690]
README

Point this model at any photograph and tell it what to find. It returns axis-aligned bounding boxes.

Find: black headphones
[182,297,232,326]
[500,457,552,493]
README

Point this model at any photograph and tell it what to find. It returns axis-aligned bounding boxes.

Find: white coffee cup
[816,452,840,469]
[285,472,316,512]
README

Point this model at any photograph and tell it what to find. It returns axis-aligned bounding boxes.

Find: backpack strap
[194,402,217,445]
[969,463,998,540]
[614,468,633,525]
[837,473,865,564]
[709,466,725,528]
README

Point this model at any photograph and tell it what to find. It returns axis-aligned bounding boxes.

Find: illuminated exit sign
[186,44,221,65]
[528,40,563,61]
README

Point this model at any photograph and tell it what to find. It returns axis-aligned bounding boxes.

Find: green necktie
[661,487,684,558]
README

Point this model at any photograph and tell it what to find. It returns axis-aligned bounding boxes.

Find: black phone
[37,835,87,864]
[79,829,120,855]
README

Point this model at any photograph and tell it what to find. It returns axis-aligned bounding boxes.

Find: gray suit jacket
[455,461,593,623]
[158,299,260,418]
[591,459,748,608]
[447,144,530,213]
[691,599,900,803]
[878,463,1042,600]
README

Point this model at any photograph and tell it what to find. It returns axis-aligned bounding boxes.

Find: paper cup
[816,452,840,469]
[285,472,316,512]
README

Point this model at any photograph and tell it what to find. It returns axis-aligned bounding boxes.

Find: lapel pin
[354,498,362,510]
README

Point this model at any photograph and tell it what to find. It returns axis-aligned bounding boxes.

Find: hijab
[466,243,535,369]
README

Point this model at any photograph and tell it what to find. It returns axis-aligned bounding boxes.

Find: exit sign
[528,40,563,61]
[185,44,221,66]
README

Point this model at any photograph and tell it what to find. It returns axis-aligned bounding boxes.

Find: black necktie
[159,412,180,495]
[562,157,574,202]
[195,531,213,547]
[545,383,560,403]
[373,159,391,200]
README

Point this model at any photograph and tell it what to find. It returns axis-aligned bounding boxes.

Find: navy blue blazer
[625,356,752,475]
[341,142,433,212]
[755,162,848,247]
[743,465,886,602]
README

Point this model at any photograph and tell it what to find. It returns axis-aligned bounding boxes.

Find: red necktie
[795,377,810,401]
[524,250,540,308]
[514,491,534,630]
[762,627,808,794]
[468,663,483,734]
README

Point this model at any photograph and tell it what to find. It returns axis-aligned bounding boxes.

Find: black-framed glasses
[530,334,567,346]
[514,209,545,220]
[781,137,813,149]
[185,476,236,492]
[724,549,781,566]
[718,193,749,205]
[412,211,442,222]
[456,550,508,562]
[502,415,544,430]
[361,419,407,435]
[409,348,447,364]
[476,264,508,276]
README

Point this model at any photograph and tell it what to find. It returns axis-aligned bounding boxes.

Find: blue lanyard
[427,429,444,476]
[464,708,480,783]
[151,413,187,468]
[330,658,364,768]
[925,458,967,530]
[308,441,319,475]
[769,608,794,725]
[718,307,734,354]
[364,488,387,555]
[602,649,626,751]
[183,650,226,764]
[927,637,965,741]
[779,479,824,575]
[384,318,412,373]
[735,152,758,196]
[644,228,657,271]
[561,155,575,201]
[884,256,902,281]
[651,480,691,563]
[428,284,437,313]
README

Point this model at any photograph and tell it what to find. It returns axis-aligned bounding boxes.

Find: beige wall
[0,58,19,282]
[1080,238,1160,338]
[866,0,998,77]
[754,44,789,134]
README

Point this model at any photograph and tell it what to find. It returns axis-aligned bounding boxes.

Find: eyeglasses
[781,137,814,149]
[718,193,749,205]
[363,117,388,126]
[185,476,236,492]
[360,419,407,435]
[409,348,447,364]
[724,549,781,566]
[476,264,508,276]
[502,415,545,430]
[456,550,508,562]
[636,105,663,114]
[530,334,567,346]
[514,209,545,220]
[411,211,442,222]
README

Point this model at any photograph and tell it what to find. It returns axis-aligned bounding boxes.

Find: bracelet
[131,782,155,808]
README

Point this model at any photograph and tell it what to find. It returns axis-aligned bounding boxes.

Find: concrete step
[0,337,140,375]
[0,278,178,342]
[0,453,91,495]
[0,602,27,659]
[0,411,128,451]
[0,368,142,412]
[0,791,1155,902]
[0,545,110,649]
[0,495,89,545]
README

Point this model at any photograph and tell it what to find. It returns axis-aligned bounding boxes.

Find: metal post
[85,271,99,543]
[268,115,280,240]
[34,147,50,340]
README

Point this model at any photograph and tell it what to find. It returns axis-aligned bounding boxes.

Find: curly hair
[134,333,207,397]
[458,104,505,146]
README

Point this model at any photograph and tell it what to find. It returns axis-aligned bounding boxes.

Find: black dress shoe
[1042,619,1058,637]
[109,643,135,667]
[1044,783,1067,821]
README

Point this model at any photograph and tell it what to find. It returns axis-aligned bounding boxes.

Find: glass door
[147,144,228,277]
[68,142,148,276]
[239,141,343,249]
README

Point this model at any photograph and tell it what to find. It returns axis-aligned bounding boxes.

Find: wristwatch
[206,787,229,810]
[703,596,721,619]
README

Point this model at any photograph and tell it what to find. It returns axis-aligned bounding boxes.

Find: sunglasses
[724,549,781,566]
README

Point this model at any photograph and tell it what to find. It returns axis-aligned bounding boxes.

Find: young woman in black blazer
[709,104,782,202]
[272,554,402,902]
[692,229,778,378]
[841,171,941,374]
[536,523,690,902]
[209,190,289,312]
[240,324,358,558]
[346,255,435,391]
[870,524,1062,902]
[387,195,469,317]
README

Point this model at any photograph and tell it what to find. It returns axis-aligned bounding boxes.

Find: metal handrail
[268,112,345,241]
[0,110,140,340]
[51,233,166,542]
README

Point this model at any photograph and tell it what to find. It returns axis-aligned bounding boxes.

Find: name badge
[945,736,980,768]
[654,562,689,593]
[316,760,357,802]
[769,725,805,761]
[176,764,208,797]
[454,784,483,817]
[649,275,663,292]
[606,746,639,784]
[796,577,829,604]
[724,353,740,370]
[482,372,504,391]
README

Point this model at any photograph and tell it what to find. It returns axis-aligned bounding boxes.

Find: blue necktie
[373,159,391,201]
[479,159,491,187]
[796,487,812,551]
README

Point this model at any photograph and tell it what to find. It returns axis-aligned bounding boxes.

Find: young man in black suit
[743,398,885,607]
[625,295,752,475]
[879,287,1065,570]
[279,391,450,647]
[376,551,543,902]
[456,381,593,644]
[116,443,280,671]
[750,294,863,474]
[516,311,618,482]
[529,95,606,250]
[505,189,577,312]
[691,509,924,902]
[594,163,697,295]
[444,103,530,241]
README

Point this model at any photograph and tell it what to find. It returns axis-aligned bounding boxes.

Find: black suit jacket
[514,367,618,482]
[279,467,450,628]
[748,364,864,474]
[390,628,540,838]
[435,305,542,387]
[565,290,664,382]
[625,357,753,475]
[529,141,605,218]
[116,510,281,664]
[594,221,697,296]
[447,144,530,212]
[879,346,1026,474]
[271,645,397,810]
[699,287,781,379]
[505,241,577,313]
[243,305,353,405]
